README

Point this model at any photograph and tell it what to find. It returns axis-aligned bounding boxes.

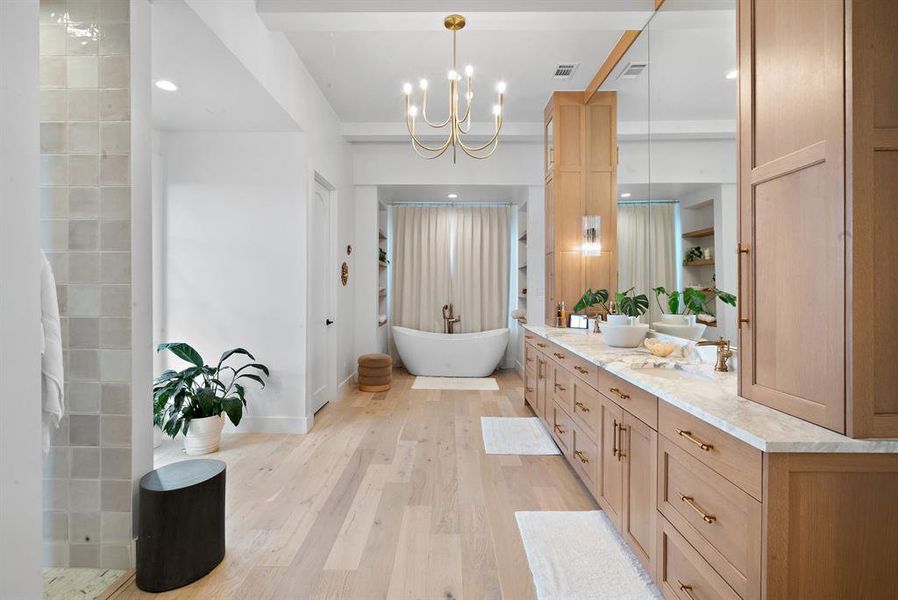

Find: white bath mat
[481,417,561,455]
[412,376,499,391]
[516,511,661,600]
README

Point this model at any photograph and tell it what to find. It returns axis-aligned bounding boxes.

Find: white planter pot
[184,415,225,456]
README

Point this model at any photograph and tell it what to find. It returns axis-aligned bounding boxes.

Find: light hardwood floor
[111,369,596,599]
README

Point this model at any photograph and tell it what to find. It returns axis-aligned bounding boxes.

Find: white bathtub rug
[515,511,661,600]
[481,417,561,455]
[412,376,499,391]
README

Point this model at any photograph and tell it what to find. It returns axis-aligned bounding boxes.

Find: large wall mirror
[599,0,737,342]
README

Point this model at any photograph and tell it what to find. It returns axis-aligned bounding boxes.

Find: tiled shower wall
[39,0,132,569]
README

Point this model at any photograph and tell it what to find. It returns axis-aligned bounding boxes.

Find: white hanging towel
[41,251,64,453]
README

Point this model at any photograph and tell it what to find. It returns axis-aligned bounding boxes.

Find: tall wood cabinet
[543,91,617,323]
[738,0,898,437]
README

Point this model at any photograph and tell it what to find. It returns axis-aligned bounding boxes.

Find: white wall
[353,185,380,358]
[619,138,737,186]
[159,131,311,432]
[0,1,42,594]
[526,185,547,326]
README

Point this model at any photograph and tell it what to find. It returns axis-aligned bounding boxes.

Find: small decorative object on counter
[644,337,679,357]
[559,301,569,328]
[569,314,589,329]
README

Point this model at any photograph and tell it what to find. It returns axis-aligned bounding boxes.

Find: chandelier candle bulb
[402,14,506,162]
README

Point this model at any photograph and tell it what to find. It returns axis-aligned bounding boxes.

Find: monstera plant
[651,286,737,316]
[153,343,269,455]
[573,287,649,318]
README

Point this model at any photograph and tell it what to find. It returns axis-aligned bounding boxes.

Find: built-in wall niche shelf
[682,226,715,239]
[683,258,714,267]
[519,263,527,270]
[519,294,528,300]
[378,229,387,241]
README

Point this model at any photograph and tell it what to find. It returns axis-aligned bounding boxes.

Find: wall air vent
[617,61,648,79]
[553,63,580,79]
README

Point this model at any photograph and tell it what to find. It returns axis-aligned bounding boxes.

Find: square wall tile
[99,318,130,348]
[101,285,130,316]
[67,382,101,413]
[66,284,101,317]
[41,23,67,55]
[69,220,99,251]
[69,414,100,446]
[67,56,99,88]
[99,0,129,24]
[99,413,131,447]
[68,89,98,120]
[67,23,99,56]
[45,252,69,282]
[42,187,69,218]
[43,478,69,511]
[69,481,100,513]
[100,89,129,120]
[100,480,131,512]
[100,187,130,218]
[100,544,131,570]
[43,511,69,542]
[100,447,130,479]
[100,252,130,283]
[41,89,68,121]
[44,543,69,568]
[41,220,69,251]
[100,350,131,383]
[69,187,100,218]
[99,122,129,154]
[68,0,101,25]
[69,544,100,568]
[68,122,99,153]
[99,55,128,88]
[40,56,67,88]
[41,122,67,154]
[41,155,67,186]
[43,447,69,479]
[69,317,99,349]
[100,220,129,251]
[100,155,129,185]
[101,383,130,415]
[69,252,100,282]
[69,155,99,186]
[70,447,101,478]
[70,512,101,546]
[101,512,130,544]
[99,23,129,54]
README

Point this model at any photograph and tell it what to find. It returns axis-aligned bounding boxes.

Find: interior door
[310,179,334,414]
[598,395,624,529]
[621,411,657,572]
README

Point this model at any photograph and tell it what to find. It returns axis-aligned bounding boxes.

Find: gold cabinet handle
[617,424,626,461]
[553,352,566,359]
[526,357,534,363]
[573,365,589,374]
[574,400,590,413]
[537,342,548,348]
[554,383,566,392]
[526,387,535,393]
[680,494,716,524]
[612,420,619,457]
[574,450,589,464]
[675,429,714,452]
[554,424,566,435]
[738,244,750,328]
[609,387,630,401]
[677,581,697,600]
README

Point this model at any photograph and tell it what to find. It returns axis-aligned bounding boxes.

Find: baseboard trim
[339,371,357,396]
[224,415,311,434]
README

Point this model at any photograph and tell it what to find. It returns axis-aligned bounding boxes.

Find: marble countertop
[523,324,898,453]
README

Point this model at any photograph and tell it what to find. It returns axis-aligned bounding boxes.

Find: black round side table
[136,459,226,592]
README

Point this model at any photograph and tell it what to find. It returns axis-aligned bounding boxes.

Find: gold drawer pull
[574,401,590,413]
[526,357,534,362]
[553,352,566,359]
[574,365,589,374]
[554,424,566,435]
[617,424,626,460]
[554,383,566,392]
[675,429,713,452]
[609,387,630,401]
[537,342,548,348]
[574,450,589,464]
[677,581,697,600]
[526,387,534,393]
[680,494,716,524]
[612,420,619,457]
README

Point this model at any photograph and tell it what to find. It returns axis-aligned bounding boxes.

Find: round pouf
[136,459,226,592]
[358,353,392,392]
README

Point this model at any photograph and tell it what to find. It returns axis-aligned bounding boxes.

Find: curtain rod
[618,200,679,206]
[390,202,514,207]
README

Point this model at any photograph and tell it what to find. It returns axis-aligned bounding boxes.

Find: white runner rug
[481,417,561,455]
[412,376,499,391]
[516,511,661,600]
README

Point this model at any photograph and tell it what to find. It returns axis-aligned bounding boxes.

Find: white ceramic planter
[184,415,225,456]
[652,313,707,341]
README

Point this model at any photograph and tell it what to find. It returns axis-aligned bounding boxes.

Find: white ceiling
[261,2,656,125]
[378,184,529,205]
[151,0,298,132]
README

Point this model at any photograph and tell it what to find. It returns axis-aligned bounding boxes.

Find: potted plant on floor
[153,343,270,455]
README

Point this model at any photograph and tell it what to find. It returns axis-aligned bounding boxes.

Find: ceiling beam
[582,30,640,102]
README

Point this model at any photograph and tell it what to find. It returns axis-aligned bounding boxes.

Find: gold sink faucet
[696,337,733,372]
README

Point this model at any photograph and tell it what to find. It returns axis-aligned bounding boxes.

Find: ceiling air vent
[553,63,580,79]
[617,61,648,80]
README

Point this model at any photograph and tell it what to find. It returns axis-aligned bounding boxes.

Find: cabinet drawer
[570,422,599,493]
[567,352,599,387]
[524,343,538,372]
[657,516,740,600]
[598,369,658,429]
[524,368,537,411]
[571,379,600,442]
[659,402,762,500]
[547,341,572,367]
[551,361,574,412]
[659,438,761,600]
[550,400,573,454]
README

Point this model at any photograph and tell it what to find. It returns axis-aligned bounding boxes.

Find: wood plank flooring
[111,370,596,599]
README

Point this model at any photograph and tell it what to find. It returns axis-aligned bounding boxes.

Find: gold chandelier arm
[457,76,473,133]
[406,113,453,154]
[457,112,503,153]
[421,86,452,129]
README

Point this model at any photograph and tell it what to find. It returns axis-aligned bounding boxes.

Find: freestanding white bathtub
[392,326,509,377]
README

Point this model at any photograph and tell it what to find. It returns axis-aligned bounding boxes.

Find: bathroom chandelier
[402,14,506,162]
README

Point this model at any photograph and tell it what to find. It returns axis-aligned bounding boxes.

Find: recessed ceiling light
[620,192,632,198]
[447,193,458,199]
[155,79,178,92]
[725,69,738,80]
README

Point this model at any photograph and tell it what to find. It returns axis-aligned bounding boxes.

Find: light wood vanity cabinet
[738,0,898,438]
[524,329,898,598]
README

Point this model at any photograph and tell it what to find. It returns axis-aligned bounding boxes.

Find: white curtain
[617,203,678,323]
[453,206,510,333]
[392,206,452,332]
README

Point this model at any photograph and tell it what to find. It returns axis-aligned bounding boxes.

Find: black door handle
[325,319,334,326]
